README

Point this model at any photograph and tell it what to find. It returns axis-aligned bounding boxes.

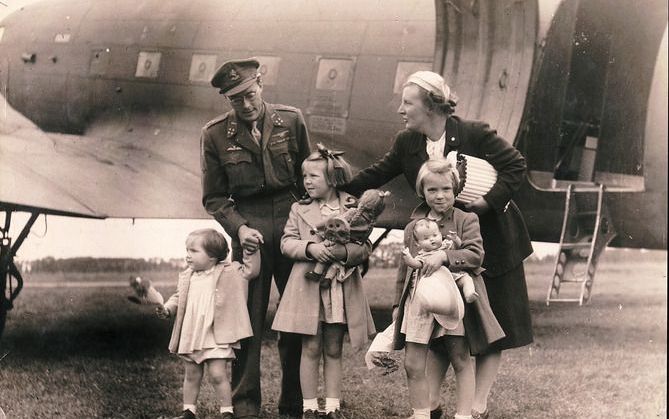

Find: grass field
[0,250,666,418]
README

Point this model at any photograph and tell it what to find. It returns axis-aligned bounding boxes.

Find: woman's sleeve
[342,133,405,197]
[444,213,484,271]
[280,205,312,261]
[475,123,527,213]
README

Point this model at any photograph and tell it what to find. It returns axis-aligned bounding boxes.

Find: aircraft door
[433,0,537,143]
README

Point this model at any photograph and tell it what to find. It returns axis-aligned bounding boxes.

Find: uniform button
[450,137,456,142]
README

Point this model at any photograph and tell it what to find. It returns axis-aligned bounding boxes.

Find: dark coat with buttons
[200,102,312,237]
[344,115,533,277]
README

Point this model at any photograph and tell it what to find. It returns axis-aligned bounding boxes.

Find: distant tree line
[21,242,555,273]
[25,257,184,273]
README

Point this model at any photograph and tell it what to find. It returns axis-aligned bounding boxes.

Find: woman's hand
[464,197,490,215]
[420,250,448,277]
[307,242,334,263]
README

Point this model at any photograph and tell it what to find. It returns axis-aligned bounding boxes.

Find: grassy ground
[0,250,666,418]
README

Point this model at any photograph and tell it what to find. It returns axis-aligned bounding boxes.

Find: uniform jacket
[164,251,260,353]
[201,102,311,237]
[271,192,377,349]
[344,115,533,276]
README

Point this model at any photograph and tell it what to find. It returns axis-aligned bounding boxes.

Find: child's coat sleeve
[238,250,261,280]
[444,213,484,271]
[280,203,313,260]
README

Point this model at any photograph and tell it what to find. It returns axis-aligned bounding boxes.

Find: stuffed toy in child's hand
[306,189,390,288]
[127,276,165,306]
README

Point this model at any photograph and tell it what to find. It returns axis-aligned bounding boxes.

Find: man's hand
[238,225,264,252]
[464,197,490,215]
[155,305,170,319]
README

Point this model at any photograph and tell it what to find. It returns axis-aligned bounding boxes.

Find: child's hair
[187,228,229,262]
[415,158,460,199]
[412,218,441,241]
[302,143,353,187]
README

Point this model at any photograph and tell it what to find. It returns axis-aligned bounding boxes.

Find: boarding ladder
[546,184,616,305]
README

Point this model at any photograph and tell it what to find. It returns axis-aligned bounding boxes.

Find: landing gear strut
[0,209,39,340]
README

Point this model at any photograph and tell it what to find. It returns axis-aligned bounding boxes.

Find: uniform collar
[226,101,280,139]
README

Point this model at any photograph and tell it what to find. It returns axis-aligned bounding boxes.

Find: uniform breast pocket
[268,133,296,181]
[221,151,258,191]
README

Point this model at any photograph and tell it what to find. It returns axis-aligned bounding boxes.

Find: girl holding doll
[392,159,504,419]
[272,148,377,419]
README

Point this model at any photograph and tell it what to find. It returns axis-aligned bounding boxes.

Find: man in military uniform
[201,57,311,418]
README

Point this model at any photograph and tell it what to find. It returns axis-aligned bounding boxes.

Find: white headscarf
[406,71,451,102]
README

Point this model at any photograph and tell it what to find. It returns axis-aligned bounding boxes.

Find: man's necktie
[251,121,261,146]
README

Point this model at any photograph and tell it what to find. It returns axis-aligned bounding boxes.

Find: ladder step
[559,277,587,283]
[560,242,592,249]
[548,298,582,302]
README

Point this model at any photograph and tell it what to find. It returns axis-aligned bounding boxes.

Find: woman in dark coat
[344,71,533,419]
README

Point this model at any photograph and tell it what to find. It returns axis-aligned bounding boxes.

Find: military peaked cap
[211,57,260,96]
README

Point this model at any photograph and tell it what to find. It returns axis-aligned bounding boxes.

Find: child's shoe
[302,409,320,419]
[305,271,323,282]
[471,409,489,419]
[172,410,197,419]
[325,409,346,418]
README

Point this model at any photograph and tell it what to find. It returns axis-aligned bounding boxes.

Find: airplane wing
[0,94,209,219]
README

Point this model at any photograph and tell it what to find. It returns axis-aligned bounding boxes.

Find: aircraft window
[0,27,4,43]
[189,54,217,83]
[315,58,354,91]
[254,56,281,86]
[135,51,162,78]
[393,61,433,94]
[54,33,71,43]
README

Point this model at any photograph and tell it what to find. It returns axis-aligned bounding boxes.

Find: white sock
[454,415,472,419]
[303,398,319,412]
[413,408,430,419]
[183,404,197,414]
[325,397,340,413]
[220,406,233,414]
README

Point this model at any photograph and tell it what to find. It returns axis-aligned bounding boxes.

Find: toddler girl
[156,228,259,419]
[272,148,376,419]
[392,159,504,419]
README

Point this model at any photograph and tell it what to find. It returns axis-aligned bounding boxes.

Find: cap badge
[229,68,240,81]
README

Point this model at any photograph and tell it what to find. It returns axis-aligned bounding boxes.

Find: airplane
[0,0,666,336]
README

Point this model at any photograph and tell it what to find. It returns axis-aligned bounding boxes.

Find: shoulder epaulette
[203,112,231,130]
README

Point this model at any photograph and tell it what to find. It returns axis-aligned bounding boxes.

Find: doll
[305,189,390,288]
